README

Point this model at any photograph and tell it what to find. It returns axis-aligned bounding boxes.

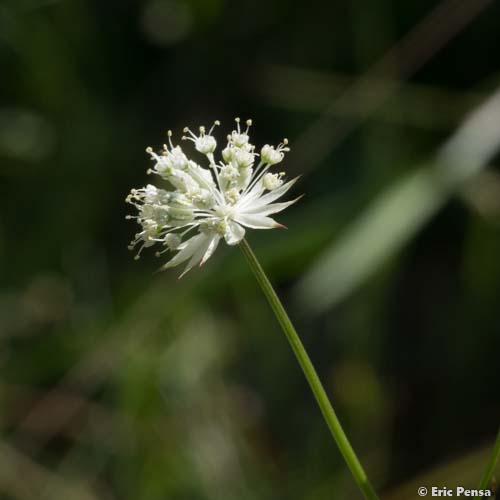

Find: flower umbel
[126,118,299,276]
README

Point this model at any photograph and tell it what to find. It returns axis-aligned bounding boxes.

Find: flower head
[126,118,299,277]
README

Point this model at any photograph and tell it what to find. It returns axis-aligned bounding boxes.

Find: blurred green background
[1,0,499,498]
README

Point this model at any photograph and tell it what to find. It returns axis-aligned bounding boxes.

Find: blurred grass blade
[296,168,445,312]
[255,64,485,131]
[0,441,101,500]
[383,442,495,500]
[295,87,500,314]
[476,426,500,499]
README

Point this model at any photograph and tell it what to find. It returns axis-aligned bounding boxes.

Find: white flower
[232,148,255,169]
[182,122,219,155]
[261,141,289,165]
[126,118,300,277]
[263,172,284,191]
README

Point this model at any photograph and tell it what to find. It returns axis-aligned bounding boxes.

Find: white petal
[244,196,301,216]
[252,177,300,206]
[161,233,207,270]
[238,177,299,211]
[224,221,246,245]
[200,234,220,266]
[179,236,214,278]
[241,176,266,201]
[234,214,280,229]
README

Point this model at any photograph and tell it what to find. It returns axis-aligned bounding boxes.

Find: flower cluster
[126,118,299,276]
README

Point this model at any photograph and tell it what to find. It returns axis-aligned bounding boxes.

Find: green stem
[476,425,500,499]
[239,238,379,500]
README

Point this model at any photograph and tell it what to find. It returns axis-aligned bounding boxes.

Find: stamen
[182,127,197,141]
[167,130,174,149]
[209,120,220,135]
[277,139,290,151]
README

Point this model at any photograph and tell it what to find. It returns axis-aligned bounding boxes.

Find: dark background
[1,0,499,498]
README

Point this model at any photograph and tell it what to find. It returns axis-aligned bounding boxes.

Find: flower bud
[165,233,181,249]
[262,172,283,190]
[261,145,284,165]
[230,131,249,148]
[166,146,189,170]
[222,146,234,163]
[195,135,217,154]
[221,164,239,181]
[232,149,254,169]
[225,188,240,205]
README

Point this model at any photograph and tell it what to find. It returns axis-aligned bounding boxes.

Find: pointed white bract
[126,118,299,276]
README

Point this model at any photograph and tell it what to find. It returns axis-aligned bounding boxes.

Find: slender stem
[239,238,379,500]
[475,425,500,499]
